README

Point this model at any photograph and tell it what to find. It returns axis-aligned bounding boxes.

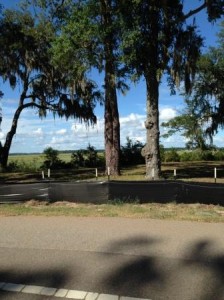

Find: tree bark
[0,105,24,169]
[0,101,35,170]
[104,62,120,176]
[101,0,120,176]
[141,72,161,180]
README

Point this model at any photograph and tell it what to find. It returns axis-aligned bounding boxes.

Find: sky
[0,0,223,153]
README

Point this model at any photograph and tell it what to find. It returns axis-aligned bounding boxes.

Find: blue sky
[0,0,223,153]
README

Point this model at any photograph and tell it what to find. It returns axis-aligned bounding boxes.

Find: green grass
[2,153,224,183]
[0,201,223,223]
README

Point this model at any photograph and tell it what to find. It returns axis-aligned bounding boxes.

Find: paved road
[0,217,223,300]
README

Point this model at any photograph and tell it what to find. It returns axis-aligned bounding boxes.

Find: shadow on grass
[162,161,224,180]
[2,162,224,183]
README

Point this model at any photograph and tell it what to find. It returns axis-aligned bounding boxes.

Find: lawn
[1,157,224,183]
[0,201,223,223]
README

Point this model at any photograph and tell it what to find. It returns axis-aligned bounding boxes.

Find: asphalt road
[0,217,223,300]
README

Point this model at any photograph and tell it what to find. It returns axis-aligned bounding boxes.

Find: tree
[119,0,223,179]
[42,0,127,176]
[85,144,98,167]
[42,147,60,168]
[100,0,122,176]
[161,100,211,150]
[0,7,99,169]
[120,137,145,166]
[186,21,224,140]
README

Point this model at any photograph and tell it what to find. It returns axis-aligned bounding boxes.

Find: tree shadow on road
[0,268,71,299]
[102,236,165,298]
[182,240,224,300]
[102,236,224,300]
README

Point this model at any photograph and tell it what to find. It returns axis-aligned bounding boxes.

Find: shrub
[6,159,40,172]
[42,147,63,169]
[160,144,165,162]
[6,160,20,172]
[179,150,217,162]
[213,150,224,161]
[200,150,214,161]
[71,150,85,167]
[71,144,103,168]
[179,151,192,162]
[85,144,99,167]
[120,137,145,166]
[164,149,180,162]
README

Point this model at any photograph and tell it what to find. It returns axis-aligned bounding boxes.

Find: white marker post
[96,168,98,180]
[48,169,50,178]
[152,168,155,180]
[214,167,217,183]
[108,167,110,181]
[42,171,45,180]
[174,169,177,179]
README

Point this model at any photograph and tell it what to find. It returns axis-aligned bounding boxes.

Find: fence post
[108,167,110,181]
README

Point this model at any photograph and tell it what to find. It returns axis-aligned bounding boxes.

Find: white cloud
[56,129,67,135]
[120,113,145,125]
[0,131,5,139]
[160,108,177,121]
[33,128,44,136]
[120,113,146,145]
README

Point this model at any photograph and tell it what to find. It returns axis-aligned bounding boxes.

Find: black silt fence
[0,180,224,206]
[0,183,49,203]
[49,181,108,203]
[108,181,224,205]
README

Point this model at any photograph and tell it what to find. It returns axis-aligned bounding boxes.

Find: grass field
[8,152,72,169]
[2,152,224,183]
[0,201,223,223]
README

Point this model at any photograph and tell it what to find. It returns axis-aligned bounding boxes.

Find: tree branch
[183,2,207,20]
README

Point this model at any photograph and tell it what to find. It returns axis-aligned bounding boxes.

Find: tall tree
[100,0,121,175]
[187,21,224,140]
[119,0,224,179]
[0,8,99,169]
[161,100,211,150]
[48,0,126,175]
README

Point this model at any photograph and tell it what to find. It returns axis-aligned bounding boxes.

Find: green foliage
[160,144,165,162]
[42,147,66,169]
[179,149,224,162]
[164,149,180,162]
[85,144,99,167]
[120,137,145,166]
[6,159,39,172]
[71,144,104,168]
[186,21,224,139]
[162,98,211,150]
[0,6,98,168]
[213,149,224,161]
[71,150,85,168]
[49,0,124,175]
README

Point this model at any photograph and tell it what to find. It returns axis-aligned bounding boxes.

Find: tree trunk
[104,64,120,176]
[0,105,24,170]
[141,72,161,180]
[101,0,120,176]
